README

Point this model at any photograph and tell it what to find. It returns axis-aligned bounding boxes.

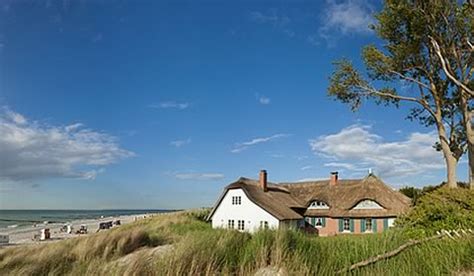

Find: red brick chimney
[259,170,268,192]
[330,171,338,186]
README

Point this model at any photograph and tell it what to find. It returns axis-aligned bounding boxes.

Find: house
[207,170,411,235]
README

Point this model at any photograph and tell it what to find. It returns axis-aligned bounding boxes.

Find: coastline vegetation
[1,190,473,276]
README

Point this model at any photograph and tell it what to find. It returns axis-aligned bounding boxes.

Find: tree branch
[467,38,474,52]
[354,83,437,119]
[389,70,432,91]
[430,37,474,97]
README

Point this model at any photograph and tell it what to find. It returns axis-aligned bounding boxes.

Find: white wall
[211,189,280,233]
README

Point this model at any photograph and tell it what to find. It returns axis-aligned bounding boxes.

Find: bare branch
[430,37,474,97]
[466,38,474,52]
[354,83,437,119]
[388,70,432,91]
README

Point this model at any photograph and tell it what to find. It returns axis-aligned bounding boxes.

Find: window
[308,201,329,209]
[306,217,326,228]
[343,218,350,231]
[352,200,383,209]
[260,221,269,229]
[237,220,245,230]
[365,218,372,232]
[232,196,241,205]
[228,219,234,229]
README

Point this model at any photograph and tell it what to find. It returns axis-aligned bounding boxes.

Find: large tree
[428,2,473,188]
[328,0,473,188]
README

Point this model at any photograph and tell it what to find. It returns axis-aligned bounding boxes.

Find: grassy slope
[0,209,472,275]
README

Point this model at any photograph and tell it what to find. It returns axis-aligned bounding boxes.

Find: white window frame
[308,201,329,209]
[228,219,235,229]
[315,218,323,227]
[343,218,350,232]
[237,220,245,230]
[353,200,383,210]
[260,221,269,229]
[365,218,373,232]
[232,196,241,205]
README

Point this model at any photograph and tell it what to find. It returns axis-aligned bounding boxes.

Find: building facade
[207,170,410,235]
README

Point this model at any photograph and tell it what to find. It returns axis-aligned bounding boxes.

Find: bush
[397,186,474,235]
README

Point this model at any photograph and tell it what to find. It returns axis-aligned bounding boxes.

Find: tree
[428,2,473,188]
[328,0,473,188]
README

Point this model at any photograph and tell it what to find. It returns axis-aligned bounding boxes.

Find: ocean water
[0,209,176,229]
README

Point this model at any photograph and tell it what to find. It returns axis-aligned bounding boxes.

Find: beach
[0,213,154,246]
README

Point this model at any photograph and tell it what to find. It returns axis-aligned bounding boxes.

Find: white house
[207,170,410,235]
[207,170,304,233]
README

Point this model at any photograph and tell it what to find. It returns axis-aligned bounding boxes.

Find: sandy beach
[0,213,153,246]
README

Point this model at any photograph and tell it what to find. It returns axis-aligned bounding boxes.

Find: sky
[0,0,468,209]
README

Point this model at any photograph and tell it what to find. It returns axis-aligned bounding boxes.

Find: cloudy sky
[0,0,468,209]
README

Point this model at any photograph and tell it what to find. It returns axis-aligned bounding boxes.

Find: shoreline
[0,212,160,246]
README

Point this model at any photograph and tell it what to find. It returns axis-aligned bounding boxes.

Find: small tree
[328,0,472,188]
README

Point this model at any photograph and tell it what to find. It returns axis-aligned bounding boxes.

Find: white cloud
[170,138,191,148]
[300,165,313,171]
[249,11,279,24]
[306,35,320,46]
[0,108,134,182]
[92,33,103,43]
[309,124,445,179]
[258,96,271,105]
[232,133,290,153]
[323,162,358,171]
[6,110,26,125]
[249,10,295,38]
[174,173,225,181]
[318,0,374,45]
[149,101,190,110]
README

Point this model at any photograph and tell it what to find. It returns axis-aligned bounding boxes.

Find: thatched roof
[208,174,411,221]
[281,174,411,218]
[207,177,305,221]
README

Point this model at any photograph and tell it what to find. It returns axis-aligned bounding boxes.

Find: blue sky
[0,0,468,209]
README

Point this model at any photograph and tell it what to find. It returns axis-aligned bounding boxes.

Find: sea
[0,209,176,229]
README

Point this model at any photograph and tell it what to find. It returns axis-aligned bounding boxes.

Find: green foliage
[399,182,470,205]
[397,186,474,235]
[327,0,473,169]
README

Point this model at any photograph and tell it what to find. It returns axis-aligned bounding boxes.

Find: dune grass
[0,209,473,275]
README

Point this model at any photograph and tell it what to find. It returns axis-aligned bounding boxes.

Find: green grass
[0,209,473,275]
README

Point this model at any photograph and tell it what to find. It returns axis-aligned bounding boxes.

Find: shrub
[397,186,474,235]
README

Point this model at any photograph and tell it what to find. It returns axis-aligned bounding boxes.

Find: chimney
[259,170,268,192]
[330,171,338,186]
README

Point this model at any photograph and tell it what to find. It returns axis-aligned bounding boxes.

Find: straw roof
[207,177,305,220]
[208,174,411,221]
[281,174,411,218]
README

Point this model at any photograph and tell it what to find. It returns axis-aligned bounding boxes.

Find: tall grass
[0,209,473,275]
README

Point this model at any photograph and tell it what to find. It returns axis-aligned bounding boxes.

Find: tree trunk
[469,145,474,189]
[460,94,473,189]
[467,111,474,189]
[445,154,458,188]
[437,121,458,188]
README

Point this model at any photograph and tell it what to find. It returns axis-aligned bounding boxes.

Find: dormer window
[308,201,329,209]
[352,199,383,210]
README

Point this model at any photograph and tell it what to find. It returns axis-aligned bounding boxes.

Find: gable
[208,188,280,222]
[352,199,384,210]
